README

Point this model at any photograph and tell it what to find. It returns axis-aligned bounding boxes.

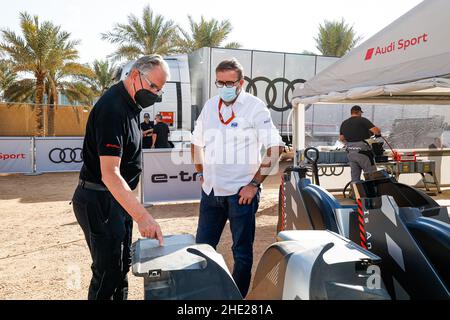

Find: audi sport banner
[142,149,201,204]
[35,137,84,173]
[0,137,33,174]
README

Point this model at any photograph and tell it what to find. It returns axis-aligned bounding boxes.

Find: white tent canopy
[292,0,450,106]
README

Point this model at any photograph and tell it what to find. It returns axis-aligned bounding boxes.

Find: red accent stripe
[365,48,375,60]
[356,197,368,248]
[359,232,367,245]
[356,198,363,207]
[280,175,285,231]
[358,216,365,225]
[359,224,366,234]
[105,143,121,149]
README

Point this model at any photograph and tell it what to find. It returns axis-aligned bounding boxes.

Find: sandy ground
[1,160,449,300]
[0,161,291,300]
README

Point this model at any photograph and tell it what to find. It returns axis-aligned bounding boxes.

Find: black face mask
[133,74,160,108]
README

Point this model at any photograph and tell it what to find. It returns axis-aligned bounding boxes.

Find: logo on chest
[230,122,238,128]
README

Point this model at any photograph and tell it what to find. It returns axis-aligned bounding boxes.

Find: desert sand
[0,162,288,300]
[1,160,449,300]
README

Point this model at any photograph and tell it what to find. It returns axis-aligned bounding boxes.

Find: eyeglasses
[140,73,164,96]
[215,80,240,88]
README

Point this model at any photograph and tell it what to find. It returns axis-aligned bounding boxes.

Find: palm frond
[314,18,361,57]
[177,16,238,53]
[102,5,179,59]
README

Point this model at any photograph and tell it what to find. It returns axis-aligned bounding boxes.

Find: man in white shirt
[191,58,285,298]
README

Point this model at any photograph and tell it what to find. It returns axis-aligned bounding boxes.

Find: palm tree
[45,62,95,135]
[0,59,17,101]
[2,61,95,135]
[2,63,95,105]
[90,59,116,95]
[176,16,241,53]
[314,19,361,57]
[102,5,179,61]
[47,62,95,105]
[300,50,318,55]
[0,12,84,135]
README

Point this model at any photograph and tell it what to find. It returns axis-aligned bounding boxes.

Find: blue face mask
[218,86,239,102]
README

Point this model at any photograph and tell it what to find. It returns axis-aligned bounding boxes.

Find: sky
[0,0,423,64]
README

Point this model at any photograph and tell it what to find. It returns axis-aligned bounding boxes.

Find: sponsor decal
[49,148,83,164]
[105,143,121,149]
[0,153,26,160]
[160,112,174,126]
[364,33,429,61]
[151,171,200,183]
[244,76,306,112]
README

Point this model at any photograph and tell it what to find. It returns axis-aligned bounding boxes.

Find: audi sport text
[0,153,26,160]
[365,33,428,60]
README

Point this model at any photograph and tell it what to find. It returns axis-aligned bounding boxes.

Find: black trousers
[72,185,133,300]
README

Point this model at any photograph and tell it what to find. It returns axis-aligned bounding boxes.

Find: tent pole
[293,103,305,152]
[292,105,296,154]
[292,102,305,166]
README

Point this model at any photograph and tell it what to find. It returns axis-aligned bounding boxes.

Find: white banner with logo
[0,137,33,174]
[142,149,201,204]
[35,137,84,173]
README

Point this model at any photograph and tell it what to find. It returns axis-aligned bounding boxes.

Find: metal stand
[382,160,442,194]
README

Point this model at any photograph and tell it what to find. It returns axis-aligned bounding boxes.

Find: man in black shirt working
[72,55,169,300]
[339,105,381,182]
[140,113,154,149]
[152,114,171,148]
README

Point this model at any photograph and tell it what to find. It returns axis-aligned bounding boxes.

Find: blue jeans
[196,187,260,298]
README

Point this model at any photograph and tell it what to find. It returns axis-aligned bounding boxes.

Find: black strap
[358,150,375,166]
[78,180,109,191]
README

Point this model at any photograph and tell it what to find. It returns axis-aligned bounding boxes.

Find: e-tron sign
[151,171,201,183]
[142,150,202,203]
[364,33,429,61]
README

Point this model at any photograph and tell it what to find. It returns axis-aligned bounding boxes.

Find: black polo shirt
[140,121,154,149]
[153,122,170,148]
[80,81,142,190]
[340,116,375,142]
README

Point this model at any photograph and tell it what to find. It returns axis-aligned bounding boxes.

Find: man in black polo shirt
[152,114,171,148]
[140,113,154,149]
[72,55,169,300]
[339,105,382,182]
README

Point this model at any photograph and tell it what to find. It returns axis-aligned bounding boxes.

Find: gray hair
[131,55,171,81]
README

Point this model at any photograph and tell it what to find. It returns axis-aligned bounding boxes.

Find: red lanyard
[218,99,236,125]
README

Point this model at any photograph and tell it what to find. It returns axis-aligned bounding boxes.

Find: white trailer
[188,47,339,139]
[119,47,340,143]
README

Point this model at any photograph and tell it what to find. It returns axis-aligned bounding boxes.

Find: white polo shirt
[191,91,284,196]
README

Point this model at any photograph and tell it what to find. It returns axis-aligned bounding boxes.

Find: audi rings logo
[49,148,83,164]
[244,76,305,112]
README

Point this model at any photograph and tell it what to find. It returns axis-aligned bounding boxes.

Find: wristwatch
[249,179,261,188]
